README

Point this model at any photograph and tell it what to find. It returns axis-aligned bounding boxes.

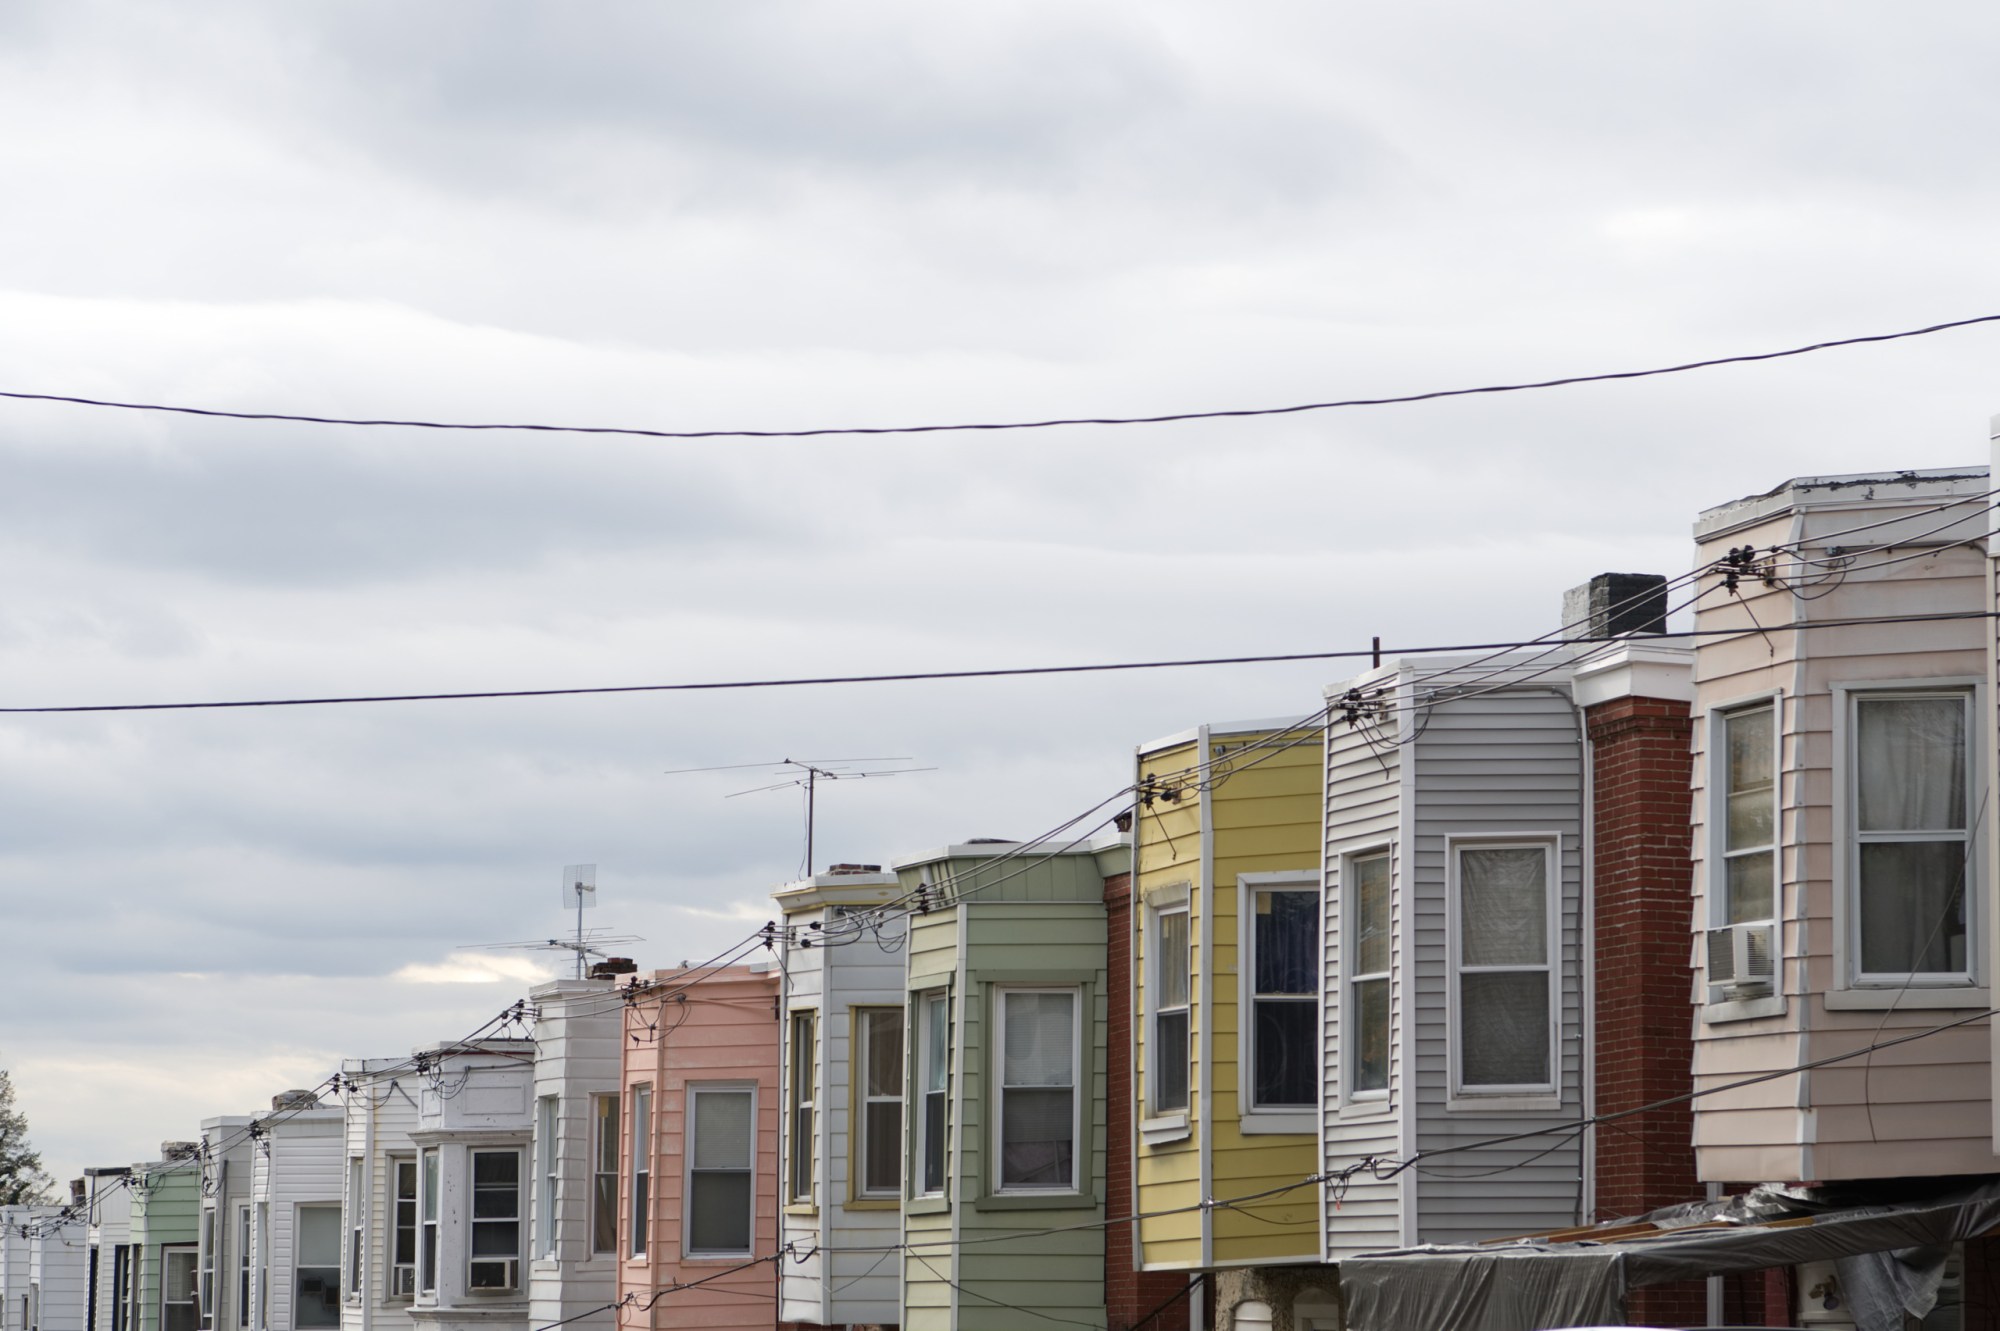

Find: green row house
[126,1157,200,1331]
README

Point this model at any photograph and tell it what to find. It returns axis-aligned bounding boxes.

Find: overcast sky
[4,1,1999,1184]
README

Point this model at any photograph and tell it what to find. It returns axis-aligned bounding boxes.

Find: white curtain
[1858,697,1966,832]
[1460,848,1547,967]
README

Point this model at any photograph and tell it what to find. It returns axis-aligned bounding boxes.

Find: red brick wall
[1105,870,1194,1331]
[1587,694,1705,1329]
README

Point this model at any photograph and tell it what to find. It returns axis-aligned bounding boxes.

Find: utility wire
[10,609,2000,715]
[3,314,1995,440]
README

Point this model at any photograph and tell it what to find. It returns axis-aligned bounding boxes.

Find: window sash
[917,993,948,1196]
[857,1007,904,1197]
[1849,689,1976,983]
[685,1088,756,1256]
[535,1097,558,1259]
[1248,886,1318,1110]
[468,1150,522,1268]
[390,1160,416,1298]
[417,1151,439,1295]
[787,1011,816,1204]
[629,1087,651,1257]
[1149,908,1190,1114]
[294,1207,341,1330]
[589,1097,619,1256]
[1451,841,1557,1094]
[994,989,1079,1193]
[344,1158,363,1299]
[1718,704,1778,927]
[1347,851,1392,1097]
[233,1211,250,1328]
[162,1248,198,1331]
[198,1208,216,1331]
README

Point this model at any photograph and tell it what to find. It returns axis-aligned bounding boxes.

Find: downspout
[1788,506,1815,1182]
[361,1079,374,1331]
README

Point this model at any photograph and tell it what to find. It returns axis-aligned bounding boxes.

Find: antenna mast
[664,756,936,877]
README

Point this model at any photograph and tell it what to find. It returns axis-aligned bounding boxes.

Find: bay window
[786,1011,816,1205]
[1147,907,1190,1115]
[417,1151,438,1295]
[1451,841,1557,1094]
[590,1097,618,1255]
[917,992,949,1196]
[995,988,1079,1192]
[536,1096,558,1258]
[629,1086,651,1257]
[1718,703,1778,930]
[345,1159,363,1299]
[389,1160,416,1297]
[198,1208,216,1330]
[467,1149,522,1290]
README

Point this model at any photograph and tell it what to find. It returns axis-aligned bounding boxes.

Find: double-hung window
[916,993,949,1196]
[389,1160,416,1297]
[345,1159,364,1299]
[786,1011,816,1205]
[590,1097,619,1255]
[1347,851,1392,1096]
[1451,841,1558,1094]
[629,1086,651,1257]
[417,1151,439,1296]
[294,1205,341,1327]
[995,988,1080,1192]
[535,1096,559,1259]
[856,1007,904,1197]
[198,1207,216,1330]
[161,1247,198,1331]
[467,1149,522,1290]
[1246,881,1318,1110]
[1148,907,1190,1115]
[686,1087,756,1256]
[1718,703,1778,930]
[233,1209,250,1325]
[1849,688,1975,984]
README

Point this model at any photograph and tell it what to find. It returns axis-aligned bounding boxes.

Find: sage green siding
[127,1165,199,1331]
[895,843,1115,1331]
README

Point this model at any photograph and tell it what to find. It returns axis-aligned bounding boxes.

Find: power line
[8,609,2000,715]
[2,315,1995,441]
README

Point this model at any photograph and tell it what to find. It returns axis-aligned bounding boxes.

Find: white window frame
[854,1006,904,1199]
[344,1157,364,1302]
[198,1205,217,1330]
[293,1203,343,1328]
[1237,872,1320,1132]
[1830,678,1987,1006]
[160,1245,198,1331]
[785,1009,817,1207]
[232,1207,250,1327]
[1701,691,1788,1023]
[683,1083,758,1259]
[535,1096,559,1260]
[628,1086,651,1258]
[990,986,1083,1195]
[1140,880,1192,1138]
[1341,845,1394,1109]
[915,990,950,1199]
[465,1147,523,1292]
[1445,835,1562,1109]
[416,1151,438,1297]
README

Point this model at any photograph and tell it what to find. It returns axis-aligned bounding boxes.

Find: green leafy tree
[0,1068,56,1205]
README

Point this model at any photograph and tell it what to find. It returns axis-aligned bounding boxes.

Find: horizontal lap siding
[1209,727,1321,1264]
[779,923,824,1326]
[531,985,622,1331]
[824,927,907,1324]
[1410,690,1586,1245]
[1322,690,1404,1258]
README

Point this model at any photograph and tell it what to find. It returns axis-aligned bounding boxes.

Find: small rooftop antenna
[458,863,641,981]
[664,756,936,877]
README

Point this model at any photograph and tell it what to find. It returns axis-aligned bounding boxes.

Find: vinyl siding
[129,1168,199,1331]
[528,981,622,1331]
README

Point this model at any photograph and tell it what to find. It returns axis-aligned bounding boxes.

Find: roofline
[890,839,1105,872]
[1137,714,1313,757]
[1695,467,1990,541]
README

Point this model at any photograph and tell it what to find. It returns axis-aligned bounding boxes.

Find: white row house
[81,1169,131,1331]
[523,980,620,1331]
[196,1119,254,1331]
[250,1099,343,1331]
[2,1203,86,1331]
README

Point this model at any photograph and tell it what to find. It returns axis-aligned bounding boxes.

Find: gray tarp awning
[1338,1180,2000,1331]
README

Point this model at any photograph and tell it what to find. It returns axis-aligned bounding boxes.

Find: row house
[524,980,621,1331]
[194,1117,254,1331]
[126,1153,199,1331]
[615,961,781,1331]
[250,1097,343,1331]
[81,1168,131,1331]
[1,1201,86,1331]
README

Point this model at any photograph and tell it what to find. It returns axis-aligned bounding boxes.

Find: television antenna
[664,756,936,877]
[459,864,643,980]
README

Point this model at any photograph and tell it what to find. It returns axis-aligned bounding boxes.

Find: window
[389,1160,417,1298]
[295,1205,341,1328]
[1247,884,1318,1109]
[1850,689,1975,982]
[917,993,949,1196]
[786,1011,816,1204]
[1452,842,1557,1093]
[685,1087,755,1256]
[1348,851,1392,1096]
[590,1097,619,1255]
[417,1151,438,1295]
[111,1244,132,1331]
[856,1007,904,1197]
[345,1158,364,1299]
[1148,907,1190,1114]
[199,1207,216,1330]
[256,1204,268,1326]
[1718,704,1778,929]
[467,1149,522,1290]
[233,1210,249,1327]
[995,989,1079,1192]
[629,1086,651,1257]
[161,1247,198,1331]
[536,1096,559,1258]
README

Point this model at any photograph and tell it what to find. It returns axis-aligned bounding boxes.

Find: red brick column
[1105,870,1194,1331]
[1587,694,1705,1328]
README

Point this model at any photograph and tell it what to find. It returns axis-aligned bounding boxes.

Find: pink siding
[617,965,782,1331]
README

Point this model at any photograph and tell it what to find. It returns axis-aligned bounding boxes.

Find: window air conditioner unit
[390,1266,415,1298]
[467,1260,518,1293]
[1706,923,1776,998]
